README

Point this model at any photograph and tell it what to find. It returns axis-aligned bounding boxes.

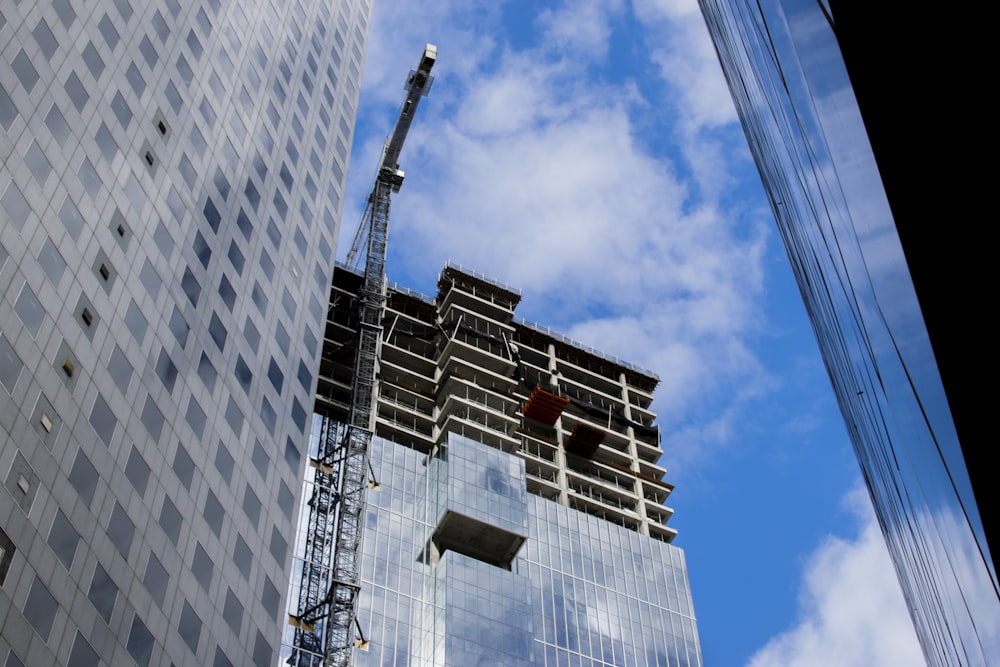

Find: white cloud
[350,0,776,474]
[746,488,924,667]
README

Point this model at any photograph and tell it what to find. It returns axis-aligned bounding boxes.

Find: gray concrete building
[0,0,370,664]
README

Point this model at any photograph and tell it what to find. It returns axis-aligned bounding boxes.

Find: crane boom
[289,44,436,667]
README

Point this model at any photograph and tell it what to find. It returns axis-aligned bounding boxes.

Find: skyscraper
[283,263,703,666]
[696,1,999,664]
[0,0,370,664]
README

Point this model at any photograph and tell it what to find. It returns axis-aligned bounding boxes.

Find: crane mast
[289,44,436,667]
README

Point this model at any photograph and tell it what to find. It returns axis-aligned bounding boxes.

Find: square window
[277,482,294,519]
[185,397,206,438]
[234,355,252,393]
[14,284,44,337]
[267,358,284,394]
[68,449,98,507]
[37,238,65,285]
[222,588,243,634]
[124,446,150,496]
[67,631,99,667]
[127,614,154,667]
[65,71,89,111]
[219,275,236,311]
[87,563,117,623]
[178,600,202,654]
[227,242,245,275]
[181,267,201,306]
[173,445,195,489]
[215,442,234,484]
[140,394,164,441]
[12,50,40,92]
[159,496,182,545]
[1,336,22,394]
[242,486,261,527]
[168,306,190,347]
[125,299,147,343]
[99,14,120,49]
[45,105,71,147]
[142,553,168,607]
[47,509,80,570]
[261,576,280,621]
[107,501,135,559]
[224,397,243,436]
[233,534,252,579]
[197,352,217,391]
[209,313,227,351]
[203,490,224,537]
[108,344,133,394]
[89,393,117,446]
[83,42,106,79]
[191,542,214,592]
[243,317,260,353]
[193,231,211,268]
[155,348,177,392]
[23,577,57,640]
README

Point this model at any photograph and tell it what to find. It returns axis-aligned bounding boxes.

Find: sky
[339,1,924,664]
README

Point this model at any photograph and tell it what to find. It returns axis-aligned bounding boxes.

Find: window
[191,542,214,591]
[233,533,251,579]
[215,442,234,484]
[261,576,280,621]
[185,398,206,438]
[178,600,202,653]
[22,581,58,647]
[203,491,224,537]
[155,348,177,392]
[168,306,190,347]
[89,394,117,445]
[127,614,155,667]
[270,526,288,569]
[181,267,201,306]
[277,482,294,519]
[198,352,217,391]
[173,445,195,489]
[139,259,163,301]
[1,334,24,394]
[12,50,40,92]
[234,355,252,392]
[68,449,98,507]
[14,284,44,337]
[222,588,243,633]
[47,509,80,569]
[140,394,164,441]
[87,563,117,623]
[242,486,261,528]
[124,299,147,343]
[159,496,182,545]
[67,631,99,667]
[124,446,150,496]
[107,502,135,559]
[267,358,284,393]
[193,231,212,268]
[224,397,243,436]
[209,313,227,351]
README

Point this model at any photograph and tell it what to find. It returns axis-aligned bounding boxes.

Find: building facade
[0,0,370,664]
[282,264,703,666]
[696,1,1000,664]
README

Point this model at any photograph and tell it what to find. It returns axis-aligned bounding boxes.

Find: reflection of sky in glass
[324,434,703,666]
[699,0,1000,662]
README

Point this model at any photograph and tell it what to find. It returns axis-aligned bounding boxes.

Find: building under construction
[283,262,703,666]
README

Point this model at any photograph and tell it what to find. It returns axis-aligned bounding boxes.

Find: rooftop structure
[282,262,701,665]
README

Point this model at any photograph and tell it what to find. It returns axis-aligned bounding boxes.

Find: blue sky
[341,1,924,664]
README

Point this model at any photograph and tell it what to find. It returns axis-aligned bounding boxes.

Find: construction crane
[289,44,437,667]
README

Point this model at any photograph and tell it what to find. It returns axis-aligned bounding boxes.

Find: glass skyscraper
[1,0,370,664]
[696,0,1000,664]
[283,264,703,666]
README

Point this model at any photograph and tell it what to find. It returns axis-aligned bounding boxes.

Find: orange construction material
[522,385,569,426]
[565,423,605,459]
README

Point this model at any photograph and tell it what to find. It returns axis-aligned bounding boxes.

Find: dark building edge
[828,2,996,565]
